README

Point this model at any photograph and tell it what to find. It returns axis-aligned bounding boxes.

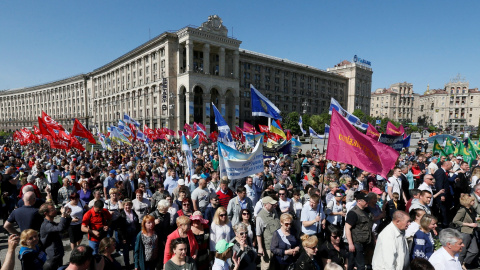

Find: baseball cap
[372,187,383,195]
[178,179,185,185]
[354,191,367,201]
[215,239,234,254]
[210,193,219,200]
[109,169,117,175]
[262,196,277,205]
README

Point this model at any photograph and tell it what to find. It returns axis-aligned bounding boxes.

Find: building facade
[416,79,480,131]
[370,82,419,122]
[0,15,372,133]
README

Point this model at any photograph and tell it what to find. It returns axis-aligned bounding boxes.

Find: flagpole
[323,135,326,154]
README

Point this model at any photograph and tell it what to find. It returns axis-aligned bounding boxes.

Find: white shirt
[418,183,433,206]
[405,221,420,238]
[428,162,438,175]
[387,176,402,201]
[372,223,409,270]
[428,247,462,270]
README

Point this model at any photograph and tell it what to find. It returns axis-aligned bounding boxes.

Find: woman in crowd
[294,234,321,270]
[88,189,105,208]
[452,193,479,267]
[64,192,85,250]
[104,188,123,237]
[133,189,151,223]
[210,207,234,252]
[134,215,161,270]
[325,190,345,226]
[118,199,140,268]
[319,225,348,269]
[325,182,339,204]
[150,199,173,265]
[77,180,92,205]
[470,167,480,188]
[173,198,194,220]
[231,223,257,270]
[99,237,122,270]
[164,238,197,270]
[164,215,198,264]
[18,229,46,270]
[151,182,169,210]
[278,188,293,214]
[190,212,210,270]
[139,182,153,199]
[165,195,178,226]
[411,214,437,260]
[115,180,127,201]
[239,209,256,246]
[211,239,241,270]
[271,213,299,269]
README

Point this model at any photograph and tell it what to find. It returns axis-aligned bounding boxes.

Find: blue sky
[1,1,479,93]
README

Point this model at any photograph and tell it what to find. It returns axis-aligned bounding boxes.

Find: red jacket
[164,229,198,264]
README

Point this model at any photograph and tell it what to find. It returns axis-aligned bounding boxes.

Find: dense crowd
[1,137,480,270]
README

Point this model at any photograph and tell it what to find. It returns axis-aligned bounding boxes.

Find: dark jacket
[434,168,453,201]
[294,250,321,270]
[125,179,139,200]
[117,210,140,242]
[150,209,172,241]
[39,217,71,259]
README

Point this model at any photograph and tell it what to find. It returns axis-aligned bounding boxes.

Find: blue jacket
[411,230,434,260]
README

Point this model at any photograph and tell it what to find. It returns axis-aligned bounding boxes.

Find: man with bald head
[372,211,410,270]
[434,160,458,227]
[4,191,44,234]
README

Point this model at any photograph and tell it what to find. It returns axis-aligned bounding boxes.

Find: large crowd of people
[0,136,480,270]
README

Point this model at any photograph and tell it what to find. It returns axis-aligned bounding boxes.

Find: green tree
[283,111,301,135]
[310,113,331,133]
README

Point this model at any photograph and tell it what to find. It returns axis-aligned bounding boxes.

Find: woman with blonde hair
[452,193,479,267]
[134,215,160,270]
[411,214,437,260]
[18,229,46,270]
[164,215,198,264]
[271,213,299,269]
[210,207,234,252]
[470,167,480,188]
[99,237,121,270]
[294,234,321,270]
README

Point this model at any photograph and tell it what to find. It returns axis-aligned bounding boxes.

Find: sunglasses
[219,214,227,217]
[331,235,340,239]
[283,223,291,226]
[242,212,250,216]
[238,232,247,236]
[279,193,286,196]
[306,246,318,250]
[183,204,190,206]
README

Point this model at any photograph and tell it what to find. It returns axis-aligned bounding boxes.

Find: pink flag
[184,123,192,132]
[366,123,380,140]
[197,122,206,131]
[386,122,404,136]
[178,130,184,137]
[243,122,256,133]
[326,110,399,179]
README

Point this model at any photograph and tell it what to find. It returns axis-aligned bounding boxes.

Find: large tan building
[0,16,372,133]
[416,78,480,131]
[370,82,419,122]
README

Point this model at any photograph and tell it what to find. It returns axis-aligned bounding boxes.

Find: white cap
[178,179,185,185]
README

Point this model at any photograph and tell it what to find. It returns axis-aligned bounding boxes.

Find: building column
[143,90,147,127]
[150,88,154,128]
[178,92,186,128]
[219,47,225,76]
[233,50,239,79]
[186,40,194,72]
[203,44,210,74]
[185,91,193,125]
[177,44,184,74]
[202,93,211,133]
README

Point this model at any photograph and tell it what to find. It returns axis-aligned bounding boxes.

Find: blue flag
[251,84,282,120]
[123,113,140,127]
[212,103,236,149]
[325,124,330,134]
[309,127,323,139]
[329,98,368,130]
[299,116,306,135]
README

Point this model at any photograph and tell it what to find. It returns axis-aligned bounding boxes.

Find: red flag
[199,133,208,144]
[38,117,56,138]
[286,130,292,141]
[258,125,269,133]
[129,123,137,141]
[70,136,85,151]
[326,109,399,179]
[45,135,69,150]
[275,119,283,130]
[41,111,65,131]
[197,123,206,132]
[386,122,404,136]
[209,131,218,142]
[243,122,256,133]
[71,119,96,144]
[178,130,184,138]
[184,123,192,132]
[366,123,380,140]
[33,125,42,136]
[187,130,195,138]
[57,130,71,143]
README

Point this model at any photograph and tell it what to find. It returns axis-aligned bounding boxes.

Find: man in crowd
[245,176,258,205]
[428,228,464,270]
[216,179,234,208]
[81,200,112,254]
[409,190,433,214]
[191,178,210,214]
[387,167,407,211]
[204,193,220,226]
[39,202,72,270]
[4,191,44,233]
[227,186,254,226]
[372,211,410,270]
[300,193,325,238]
[256,196,280,270]
[345,192,374,270]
